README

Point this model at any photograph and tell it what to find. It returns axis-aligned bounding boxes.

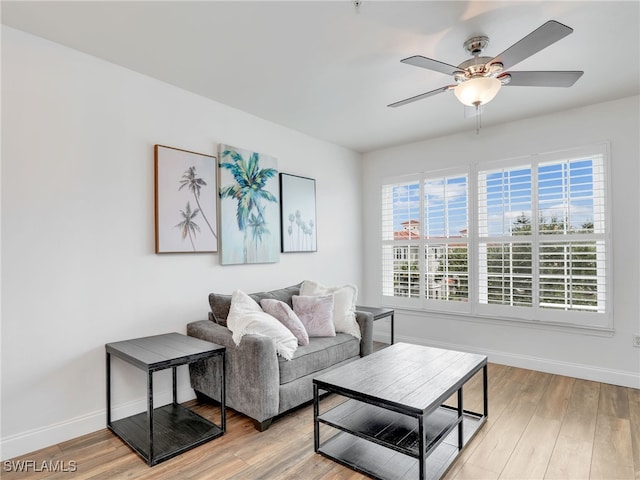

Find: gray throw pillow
[260,299,309,346]
[208,293,232,327]
[250,283,302,308]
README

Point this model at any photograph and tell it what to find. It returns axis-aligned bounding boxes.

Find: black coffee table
[106,333,225,466]
[313,343,487,480]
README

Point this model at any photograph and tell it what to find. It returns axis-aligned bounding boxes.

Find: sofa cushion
[278,334,360,384]
[209,283,301,327]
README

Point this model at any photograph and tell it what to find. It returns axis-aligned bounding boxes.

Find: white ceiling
[2,1,639,153]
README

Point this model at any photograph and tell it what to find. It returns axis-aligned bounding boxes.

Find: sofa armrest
[186,320,280,423]
[355,310,374,356]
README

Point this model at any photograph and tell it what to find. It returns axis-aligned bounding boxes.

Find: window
[381,144,610,329]
[381,171,470,313]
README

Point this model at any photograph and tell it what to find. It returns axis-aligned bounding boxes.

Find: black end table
[356,306,395,344]
[106,332,225,466]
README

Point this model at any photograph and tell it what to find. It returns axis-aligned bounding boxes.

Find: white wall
[0,26,363,459]
[361,96,640,389]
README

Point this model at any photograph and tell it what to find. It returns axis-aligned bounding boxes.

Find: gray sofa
[187,283,373,431]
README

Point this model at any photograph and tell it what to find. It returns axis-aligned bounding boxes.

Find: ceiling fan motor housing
[455,59,504,83]
[463,36,490,55]
[455,36,505,83]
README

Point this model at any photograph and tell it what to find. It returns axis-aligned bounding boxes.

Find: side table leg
[172,366,177,405]
[483,364,489,418]
[457,388,464,449]
[106,352,111,427]
[147,371,154,466]
[313,384,320,452]
[390,313,395,344]
[418,415,425,480]
[221,352,226,433]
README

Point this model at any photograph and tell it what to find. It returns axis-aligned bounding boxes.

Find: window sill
[381,305,615,338]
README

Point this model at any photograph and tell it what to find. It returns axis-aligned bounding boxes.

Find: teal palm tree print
[219,149,277,263]
[179,166,217,241]
[175,201,201,251]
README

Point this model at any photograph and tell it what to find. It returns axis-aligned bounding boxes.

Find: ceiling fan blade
[388,85,454,108]
[488,20,574,71]
[501,71,584,87]
[400,56,461,76]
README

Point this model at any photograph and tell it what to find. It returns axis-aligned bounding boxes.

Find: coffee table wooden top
[314,343,486,415]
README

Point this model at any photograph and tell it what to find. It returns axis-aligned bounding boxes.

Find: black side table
[355,306,395,344]
[106,332,225,466]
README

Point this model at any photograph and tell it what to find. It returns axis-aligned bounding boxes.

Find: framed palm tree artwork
[280,173,317,253]
[218,144,280,265]
[154,145,218,253]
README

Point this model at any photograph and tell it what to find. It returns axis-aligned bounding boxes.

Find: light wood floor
[3,362,639,480]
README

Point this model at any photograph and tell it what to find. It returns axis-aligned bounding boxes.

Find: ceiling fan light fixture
[454,76,502,107]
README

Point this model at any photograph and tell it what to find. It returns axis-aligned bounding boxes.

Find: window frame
[380,142,612,331]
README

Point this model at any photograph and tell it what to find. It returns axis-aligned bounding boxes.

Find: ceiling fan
[388,20,584,110]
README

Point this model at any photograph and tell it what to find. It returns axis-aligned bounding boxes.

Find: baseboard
[0,387,196,461]
[373,332,640,389]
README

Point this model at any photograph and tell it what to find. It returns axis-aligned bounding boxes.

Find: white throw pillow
[227,290,298,360]
[300,280,360,339]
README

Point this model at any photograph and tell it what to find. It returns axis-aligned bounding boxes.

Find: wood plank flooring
[3,362,639,479]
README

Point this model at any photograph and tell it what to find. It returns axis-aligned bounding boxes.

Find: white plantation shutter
[535,150,608,323]
[477,165,534,310]
[476,144,609,327]
[381,171,470,312]
[538,240,606,313]
[423,175,469,305]
[381,143,610,330]
[478,166,532,237]
[478,241,533,307]
[381,177,421,303]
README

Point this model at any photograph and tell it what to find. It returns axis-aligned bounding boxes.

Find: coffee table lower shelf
[109,403,223,466]
[317,411,483,480]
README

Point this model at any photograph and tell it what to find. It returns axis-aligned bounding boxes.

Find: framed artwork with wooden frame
[154,145,218,253]
[279,173,317,253]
